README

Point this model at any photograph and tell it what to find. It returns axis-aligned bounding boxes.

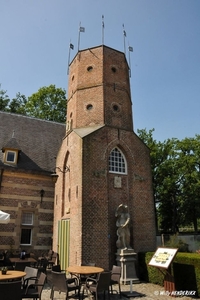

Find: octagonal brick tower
[53,45,156,271]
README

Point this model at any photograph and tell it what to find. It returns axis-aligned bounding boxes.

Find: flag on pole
[102,15,104,28]
[79,26,85,32]
[123,24,126,37]
[102,15,105,44]
[68,42,74,75]
[122,24,126,55]
[78,22,85,51]
[128,44,133,78]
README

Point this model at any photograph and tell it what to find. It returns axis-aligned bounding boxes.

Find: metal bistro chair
[21,272,46,300]
[48,252,58,269]
[52,264,69,275]
[0,280,22,300]
[35,257,48,274]
[83,271,111,300]
[110,265,122,297]
[47,265,66,286]
[22,266,38,289]
[80,262,96,284]
[50,270,80,299]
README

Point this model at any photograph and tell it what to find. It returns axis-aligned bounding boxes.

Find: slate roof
[0,111,66,173]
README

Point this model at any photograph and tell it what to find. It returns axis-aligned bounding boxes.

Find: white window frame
[4,150,17,164]
[109,147,127,174]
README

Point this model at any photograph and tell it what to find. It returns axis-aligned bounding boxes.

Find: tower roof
[69,44,129,68]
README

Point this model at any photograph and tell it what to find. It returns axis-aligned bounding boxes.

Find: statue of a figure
[115,204,131,250]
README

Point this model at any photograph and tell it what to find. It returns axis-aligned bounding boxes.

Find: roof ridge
[0,111,65,126]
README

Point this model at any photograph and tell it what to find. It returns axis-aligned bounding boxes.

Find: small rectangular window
[20,228,32,245]
[22,212,33,225]
[6,151,16,163]
[21,212,33,245]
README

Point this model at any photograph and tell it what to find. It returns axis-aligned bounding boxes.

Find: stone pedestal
[116,249,140,284]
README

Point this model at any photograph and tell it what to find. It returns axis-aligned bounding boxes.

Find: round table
[67,265,104,275]
[0,270,26,281]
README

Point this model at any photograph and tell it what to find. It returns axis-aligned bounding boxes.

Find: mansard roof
[0,111,65,173]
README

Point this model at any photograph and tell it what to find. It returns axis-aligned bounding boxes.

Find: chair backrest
[0,280,21,300]
[50,252,58,263]
[24,266,38,287]
[48,249,54,256]
[97,271,111,291]
[36,272,46,296]
[52,264,61,272]
[111,265,121,282]
[36,258,48,273]
[51,271,67,293]
[81,262,96,266]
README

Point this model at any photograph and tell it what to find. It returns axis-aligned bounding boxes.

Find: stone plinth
[116,249,140,284]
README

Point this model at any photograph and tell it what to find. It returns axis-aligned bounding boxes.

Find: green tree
[25,84,66,123]
[137,129,200,233]
[176,136,200,233]
[8,92,27,114]
[156,138,183,233]
[0,84,10,111]
[0,84,67,122]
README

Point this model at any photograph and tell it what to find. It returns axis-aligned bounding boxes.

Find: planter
[1,270,7,275]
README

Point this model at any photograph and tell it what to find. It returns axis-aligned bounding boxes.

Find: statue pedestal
[116,249,140,284]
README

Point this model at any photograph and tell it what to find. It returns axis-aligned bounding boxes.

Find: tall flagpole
[78,22,81,52]
[128,44,133,77]
[67,41,74,75]
[123,24,126,56]
[102,15,104,45]
[78,22,85,52]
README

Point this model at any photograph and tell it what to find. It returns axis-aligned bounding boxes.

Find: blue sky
[1,0,200,142]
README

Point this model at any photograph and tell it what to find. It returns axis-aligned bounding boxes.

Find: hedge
[138,252,200,297]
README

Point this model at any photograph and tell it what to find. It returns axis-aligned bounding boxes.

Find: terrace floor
[32,269,199,300]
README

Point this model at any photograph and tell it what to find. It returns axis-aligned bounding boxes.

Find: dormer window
[1,135,21,166]
[5,150,17,164]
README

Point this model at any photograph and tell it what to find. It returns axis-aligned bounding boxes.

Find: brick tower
[53,45,156,270]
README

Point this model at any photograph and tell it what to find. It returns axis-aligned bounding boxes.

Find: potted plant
[1,266,8,274]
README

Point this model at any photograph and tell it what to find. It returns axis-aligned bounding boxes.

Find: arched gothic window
[109,147,127,174]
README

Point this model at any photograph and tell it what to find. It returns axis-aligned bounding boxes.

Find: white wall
[156,234,200,252]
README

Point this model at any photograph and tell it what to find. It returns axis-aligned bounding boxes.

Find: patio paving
[30,269,199,300]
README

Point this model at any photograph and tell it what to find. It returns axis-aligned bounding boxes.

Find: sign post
[148,247,178,296]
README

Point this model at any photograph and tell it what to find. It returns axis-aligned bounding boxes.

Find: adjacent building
[0,112,65,256]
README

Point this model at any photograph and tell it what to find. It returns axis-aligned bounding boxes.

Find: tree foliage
[26,85,66,122]
[0,84,10,111]
[8,92,27,114]
[137,128,200,234]
[0,84,66,123]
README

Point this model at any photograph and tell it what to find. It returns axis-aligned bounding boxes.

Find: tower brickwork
[53,45,156,270]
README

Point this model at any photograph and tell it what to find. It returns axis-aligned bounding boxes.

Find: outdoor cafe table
[0,270,26,281]
[67,265,104,276]
[9,257,37,264]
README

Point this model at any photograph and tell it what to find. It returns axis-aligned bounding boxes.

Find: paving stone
[39,283,199,300]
